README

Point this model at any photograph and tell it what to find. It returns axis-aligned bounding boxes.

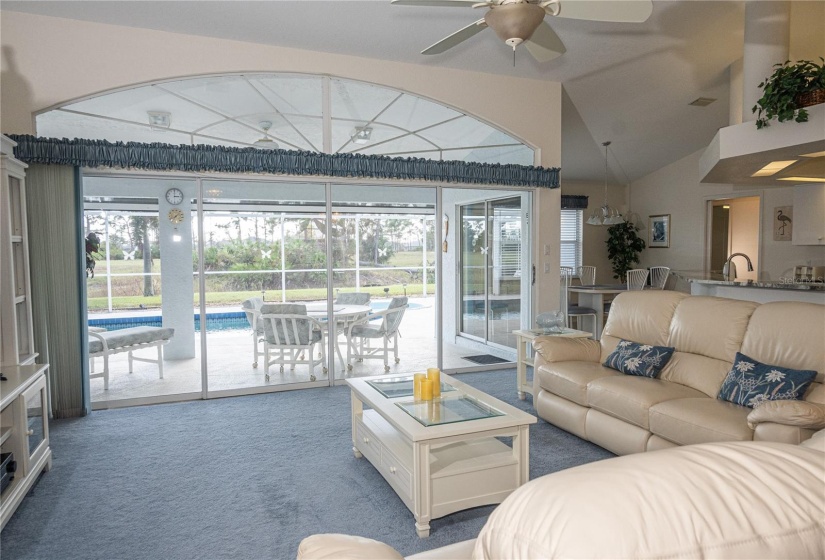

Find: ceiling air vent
[689,97,717,107]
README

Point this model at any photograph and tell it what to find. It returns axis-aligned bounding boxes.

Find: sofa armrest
[532,337,602,371]
[747,400,825,430]
[297,534,403,560]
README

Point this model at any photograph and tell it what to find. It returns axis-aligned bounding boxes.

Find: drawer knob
[390,466,396,474]
[26,429,34,436]
[363,437,369,444]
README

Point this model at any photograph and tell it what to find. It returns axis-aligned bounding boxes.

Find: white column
[355,216,361,291]
[742,1,791,123]
[159,185,196,359]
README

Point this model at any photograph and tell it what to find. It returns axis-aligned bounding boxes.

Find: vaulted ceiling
[3,1,749,182]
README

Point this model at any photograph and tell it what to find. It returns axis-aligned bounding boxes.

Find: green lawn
[87,283,436,312]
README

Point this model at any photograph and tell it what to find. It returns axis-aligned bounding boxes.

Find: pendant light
[587,141,624,226]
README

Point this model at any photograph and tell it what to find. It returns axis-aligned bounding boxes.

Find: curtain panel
[8,135,560,189]
[561,195,589,209]
[26,164,89,418]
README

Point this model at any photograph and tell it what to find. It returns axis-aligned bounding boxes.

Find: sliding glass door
[458,195,528,350]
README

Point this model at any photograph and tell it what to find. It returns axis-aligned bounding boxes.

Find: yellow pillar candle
[420,378,433,401]
[427,368,441,398]
[413,373,426,401]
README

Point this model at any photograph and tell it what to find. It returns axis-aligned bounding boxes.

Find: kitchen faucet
[722,253,754,281]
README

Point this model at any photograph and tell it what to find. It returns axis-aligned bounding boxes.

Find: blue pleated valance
[561,195,588,209]
[8,135,560,188]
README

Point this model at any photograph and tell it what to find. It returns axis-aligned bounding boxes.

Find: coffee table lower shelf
[353,408,525,537]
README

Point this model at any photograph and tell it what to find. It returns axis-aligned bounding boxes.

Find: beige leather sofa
[533,291,825,455]
[297,432,825,559]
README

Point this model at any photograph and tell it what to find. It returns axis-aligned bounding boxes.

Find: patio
[88,296,518,405]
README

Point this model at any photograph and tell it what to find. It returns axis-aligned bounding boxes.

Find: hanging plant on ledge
[753,58,825,129]
[606,220,646,280]
[85,232,102,278]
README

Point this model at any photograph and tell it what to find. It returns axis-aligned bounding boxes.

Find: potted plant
[85,232,101,278]
[753,58,825,129]
[606,220,646,280]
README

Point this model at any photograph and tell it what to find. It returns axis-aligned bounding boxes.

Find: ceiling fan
[391,0,653,62]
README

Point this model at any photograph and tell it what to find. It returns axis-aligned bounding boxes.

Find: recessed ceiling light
[751,160,798,177]
[147,111,171,130]
[777,177,825,183]
[689,97,717,107]
[722,205,730,209]
[799,151,825,158]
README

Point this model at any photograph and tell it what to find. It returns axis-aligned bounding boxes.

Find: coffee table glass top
[395,395,504,427]
[366,376,457,399]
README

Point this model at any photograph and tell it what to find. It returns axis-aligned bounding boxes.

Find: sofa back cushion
[740,301,825,404]
[659,296,758,397]
[600,291,687,358]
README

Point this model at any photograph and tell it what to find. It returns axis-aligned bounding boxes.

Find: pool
[88,301,425,332]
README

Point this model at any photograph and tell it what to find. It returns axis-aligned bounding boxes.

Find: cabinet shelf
[10,236,22,243]
[14,295,25,304]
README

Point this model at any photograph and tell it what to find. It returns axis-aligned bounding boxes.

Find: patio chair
[649,266,670,290]
[241,297,264,368]
[346,296,408,373]
[626,268,650,291]
[88,326,175,390]
[335,292,371,305]
[260,303,327,382]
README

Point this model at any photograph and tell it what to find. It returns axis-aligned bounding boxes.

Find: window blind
[560,209,583,272]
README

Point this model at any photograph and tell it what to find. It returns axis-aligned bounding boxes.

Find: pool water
[88,301,424,332]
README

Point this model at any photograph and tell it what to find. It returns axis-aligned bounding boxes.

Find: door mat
[462,354,512,365]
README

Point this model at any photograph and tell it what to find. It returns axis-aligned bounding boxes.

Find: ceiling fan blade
[391,0,481,7]
[422,19,489,55]
[552,0,653,23]
[524,21,566,62]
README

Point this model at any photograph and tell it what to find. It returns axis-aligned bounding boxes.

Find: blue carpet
[0,369,613,559]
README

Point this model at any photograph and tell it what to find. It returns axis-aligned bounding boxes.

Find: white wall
[632,149,825,281]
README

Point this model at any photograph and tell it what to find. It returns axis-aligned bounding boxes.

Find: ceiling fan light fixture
[351,126,373,144]
[484,3,546,50]
[253,120,279,150]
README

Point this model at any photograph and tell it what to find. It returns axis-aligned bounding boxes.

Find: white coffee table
[347,373,536,537]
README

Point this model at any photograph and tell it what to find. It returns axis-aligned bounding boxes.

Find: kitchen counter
[672,270,825,304]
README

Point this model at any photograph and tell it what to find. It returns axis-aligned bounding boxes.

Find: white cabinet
[792,184,825,246]
[0,364,52,530]
[0,135,35,365]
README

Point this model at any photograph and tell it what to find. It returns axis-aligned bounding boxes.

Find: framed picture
[773,206,792,241]
[648,214,670,248]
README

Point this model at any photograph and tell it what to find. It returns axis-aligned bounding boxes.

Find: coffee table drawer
[356,421,381,465]
[381,447,412,499]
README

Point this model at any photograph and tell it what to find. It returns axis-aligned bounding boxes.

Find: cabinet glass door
[23,378,48,465]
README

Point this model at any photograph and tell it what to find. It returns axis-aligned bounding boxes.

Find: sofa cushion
[740,301,825,384]
[718,352,817,408]
[536,362,617,406]
[473,441,825,560]
[667,296,757,363]
[649,398,753,445]
[600,291,687,358]
[658,352,732,398]
[603,339,675,378]
[587,377,706,429]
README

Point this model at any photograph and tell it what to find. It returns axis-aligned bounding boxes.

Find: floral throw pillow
[603,340,675,378]
[717,352,817,408]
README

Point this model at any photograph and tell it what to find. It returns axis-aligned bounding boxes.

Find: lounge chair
[88,326,175,390]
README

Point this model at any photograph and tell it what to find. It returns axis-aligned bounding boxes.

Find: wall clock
[168,208,184,225]
[165,187,184,205]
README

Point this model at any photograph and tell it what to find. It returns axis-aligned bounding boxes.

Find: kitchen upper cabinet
[792,184,825,246]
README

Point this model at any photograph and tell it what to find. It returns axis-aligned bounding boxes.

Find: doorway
[708,196,760,279]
